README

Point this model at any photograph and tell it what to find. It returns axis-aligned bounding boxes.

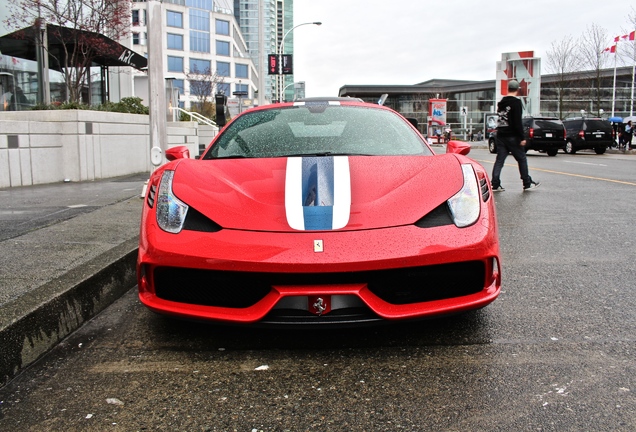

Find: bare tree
[4,0,130,103]
[545,35,583,119]
[186,66,224,119]
[579,24,611,116]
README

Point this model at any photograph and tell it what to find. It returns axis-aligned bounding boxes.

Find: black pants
[491,135,532,188]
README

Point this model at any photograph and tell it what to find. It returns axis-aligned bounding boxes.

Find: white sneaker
[523,181,540,191]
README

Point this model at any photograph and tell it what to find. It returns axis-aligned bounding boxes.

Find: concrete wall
[0,111,208,188]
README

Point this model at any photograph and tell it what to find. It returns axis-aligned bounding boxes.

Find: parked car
[562,117,613,154]
[488,116,565,156]
[522,116,565,156]
[137,98,501,326]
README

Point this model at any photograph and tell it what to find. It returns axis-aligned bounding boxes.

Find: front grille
[153,261,486,308]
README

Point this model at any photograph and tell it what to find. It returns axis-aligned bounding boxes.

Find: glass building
[234,0,295,104]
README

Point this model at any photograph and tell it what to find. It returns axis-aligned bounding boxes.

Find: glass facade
[234,0,279,103]
[190,30,210,52]
[189,9,210,31]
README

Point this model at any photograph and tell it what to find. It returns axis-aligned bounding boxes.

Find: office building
[130,0,258,115]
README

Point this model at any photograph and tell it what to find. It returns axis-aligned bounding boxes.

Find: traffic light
[215,93,227,127]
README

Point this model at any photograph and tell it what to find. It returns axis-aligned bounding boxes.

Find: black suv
[487,116,565,156]
[562,118,612,154]
[522,116,565,156]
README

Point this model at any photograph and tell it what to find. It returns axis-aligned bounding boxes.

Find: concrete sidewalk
[0,174,147,387]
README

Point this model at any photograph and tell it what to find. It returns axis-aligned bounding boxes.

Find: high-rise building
[130,0,258,115]
[234,0,294,104]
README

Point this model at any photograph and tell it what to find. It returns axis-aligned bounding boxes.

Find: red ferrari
[138,98,501,325]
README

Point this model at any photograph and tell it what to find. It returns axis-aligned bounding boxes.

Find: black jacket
[496,96,524,141]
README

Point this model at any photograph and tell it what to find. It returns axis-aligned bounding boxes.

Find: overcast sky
[293,0,635,97]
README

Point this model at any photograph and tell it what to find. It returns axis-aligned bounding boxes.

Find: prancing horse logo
[312,297,327,316]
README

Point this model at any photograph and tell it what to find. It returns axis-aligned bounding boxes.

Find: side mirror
[166,145,190,161]
[446,140,471,156]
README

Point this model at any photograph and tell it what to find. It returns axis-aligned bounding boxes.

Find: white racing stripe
[332,156,351,229]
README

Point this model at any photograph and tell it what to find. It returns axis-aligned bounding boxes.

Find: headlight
[447,164,480,228]
[156,170,189,233]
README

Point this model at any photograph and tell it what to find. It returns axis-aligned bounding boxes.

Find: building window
[216,19,230,35]
[186,0,212,10]
[132,32,140,45]
[167,10,183,28]
[217,82,230,95]
[235,83,249,97]
[190,30,210,53]
[235,64,248,79]
[132,9,141,25]
[217,61,230,77]
[167,56,184,72]
[172,79,184,94]
[189,9,210,31]
[167,33,183,50]
[189,58,211,73]
[216,40,230,56]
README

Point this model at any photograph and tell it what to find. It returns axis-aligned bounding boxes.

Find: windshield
[204,103,432,159]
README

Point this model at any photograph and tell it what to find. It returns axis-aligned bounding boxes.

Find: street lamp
[278,21,321,102]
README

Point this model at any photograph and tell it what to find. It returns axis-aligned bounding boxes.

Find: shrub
[30,97,149,114]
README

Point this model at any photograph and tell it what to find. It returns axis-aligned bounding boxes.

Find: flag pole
[631,32,635,117]
[612,43,617,117]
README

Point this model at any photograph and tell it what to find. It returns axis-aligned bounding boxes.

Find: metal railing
[170,107,217,127]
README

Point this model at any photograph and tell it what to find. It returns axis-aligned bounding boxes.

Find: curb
[0,238,138,388]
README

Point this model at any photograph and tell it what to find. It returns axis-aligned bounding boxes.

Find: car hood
[171,154,466,232]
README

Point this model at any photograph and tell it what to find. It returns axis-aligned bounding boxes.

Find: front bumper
[138,222,500,325]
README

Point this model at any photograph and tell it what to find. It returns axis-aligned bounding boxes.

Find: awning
[0,24,147,71]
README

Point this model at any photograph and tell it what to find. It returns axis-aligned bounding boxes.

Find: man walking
[490,79,539,192]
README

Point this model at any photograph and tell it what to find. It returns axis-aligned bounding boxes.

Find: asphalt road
[1,149,635,431]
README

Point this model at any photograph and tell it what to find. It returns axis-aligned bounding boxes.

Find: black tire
[547,149,558,156]
[564,141,576,154]
[488,139,497,154]
[594,147,606,155]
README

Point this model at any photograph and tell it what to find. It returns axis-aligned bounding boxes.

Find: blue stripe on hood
[301,156,335,230]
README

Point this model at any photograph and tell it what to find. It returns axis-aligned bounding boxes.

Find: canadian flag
[603,45,616,53]
[615,31,635,42]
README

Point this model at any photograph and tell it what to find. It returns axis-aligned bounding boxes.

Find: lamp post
[278,21,321,103]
